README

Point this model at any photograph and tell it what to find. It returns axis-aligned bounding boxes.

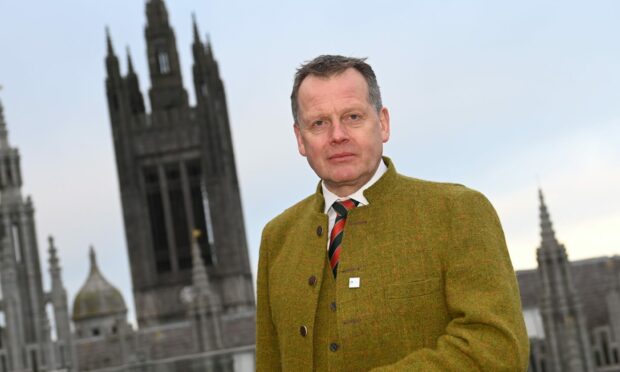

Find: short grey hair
[291,55,382,123]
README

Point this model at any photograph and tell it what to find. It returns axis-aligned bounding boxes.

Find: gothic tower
[105,0,255,330]
[0,98,75,371]
[536,189,595,371]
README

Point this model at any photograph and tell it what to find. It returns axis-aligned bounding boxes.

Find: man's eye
[312,120,324,127]
[344,114,362,123]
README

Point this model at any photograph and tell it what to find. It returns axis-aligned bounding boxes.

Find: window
[187,160,214,265]
[11,224,21,263]
[166,165,191,270]
[144,166,171,273]
[158,51,170,74]
[30,349,38,372]
[59,344,65,366]
[4,158,12,184]
[46,303,57,341]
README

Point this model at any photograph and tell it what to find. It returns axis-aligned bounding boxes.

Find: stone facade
[93,0,256,370]
[519,191,620,371]
[0,1,255,371]
[105,0,254,329]
[72,247,129,341]
[72,238,255,371]
[0,98,75,371]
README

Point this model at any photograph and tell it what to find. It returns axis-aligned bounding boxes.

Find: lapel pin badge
[349,277,360,288]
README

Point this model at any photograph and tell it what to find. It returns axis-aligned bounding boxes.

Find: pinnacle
[539,188,559,247]
[192,13,200,43]
[126,46,135,74]
[48,235,62,275]
[48,236,58,259]
[89,245,98,273]
[0,93,11,150]
[106,26,115,56]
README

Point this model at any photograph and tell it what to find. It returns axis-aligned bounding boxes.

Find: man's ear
[294,123,307,156]
[379,107,390,143]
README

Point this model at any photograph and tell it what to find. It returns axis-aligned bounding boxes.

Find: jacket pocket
[385,278,445,347]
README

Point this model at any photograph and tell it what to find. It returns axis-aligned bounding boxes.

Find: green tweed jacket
[256,158,529,371]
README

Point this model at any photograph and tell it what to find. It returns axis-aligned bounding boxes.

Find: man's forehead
[298,68,368,98]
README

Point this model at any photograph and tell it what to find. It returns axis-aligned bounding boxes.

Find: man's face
[294,68,390,197]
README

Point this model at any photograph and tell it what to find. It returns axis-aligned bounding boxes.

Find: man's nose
[329,120,349,143]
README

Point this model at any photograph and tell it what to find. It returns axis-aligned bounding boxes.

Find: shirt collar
[322,159,388,213]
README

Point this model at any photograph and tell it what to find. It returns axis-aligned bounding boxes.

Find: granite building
[0,98,75,371]
[87,0,256,369]
[1,1,255,370]
[105,0,254,329]
[520,191,620,372]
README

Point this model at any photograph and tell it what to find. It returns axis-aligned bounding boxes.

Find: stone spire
[206,33,213,57]
[192,13,200,44]
[146,0,169,27]
[536,189,595,371]
[0,95,10,150]
[538,188,558,247]
[47,235,75,370]
[89,246,96,269]
[106,26,116,57]
[124,46,145,115]
[48,236,60,277]
[126,46,135,75]
[105,26,121,80]
[145,0,188,110]
[0,99,22,194]
[0,97,56,371]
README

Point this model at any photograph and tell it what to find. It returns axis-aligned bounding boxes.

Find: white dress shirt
[322,159,388,249]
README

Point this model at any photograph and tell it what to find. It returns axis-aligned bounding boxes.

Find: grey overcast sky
[1,0,619,324]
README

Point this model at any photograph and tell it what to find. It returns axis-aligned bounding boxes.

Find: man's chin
[323,173,362,188]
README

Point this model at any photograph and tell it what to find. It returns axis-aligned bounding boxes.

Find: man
[256,55,528,371]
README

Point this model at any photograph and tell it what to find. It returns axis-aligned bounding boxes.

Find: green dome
[72,247,127,321]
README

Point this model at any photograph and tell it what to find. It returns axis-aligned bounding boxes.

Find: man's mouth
[329,153,355,161]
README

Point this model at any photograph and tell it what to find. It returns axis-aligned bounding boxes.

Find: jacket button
[329,342,339,352]
[308,275,317,286]
[300,325,308,337]
[316,226,323,236]
[330,301,337,312]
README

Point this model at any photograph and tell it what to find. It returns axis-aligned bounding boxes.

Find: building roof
[72,247,127,321]
[518,255,620,330]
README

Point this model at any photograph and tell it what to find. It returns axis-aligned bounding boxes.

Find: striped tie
[328,199,359,278]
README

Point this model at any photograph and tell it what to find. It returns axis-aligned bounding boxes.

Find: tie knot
[332,199,359,217]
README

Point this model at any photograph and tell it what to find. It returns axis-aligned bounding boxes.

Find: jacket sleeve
[255,225,283,371]
[371,189,530,371]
